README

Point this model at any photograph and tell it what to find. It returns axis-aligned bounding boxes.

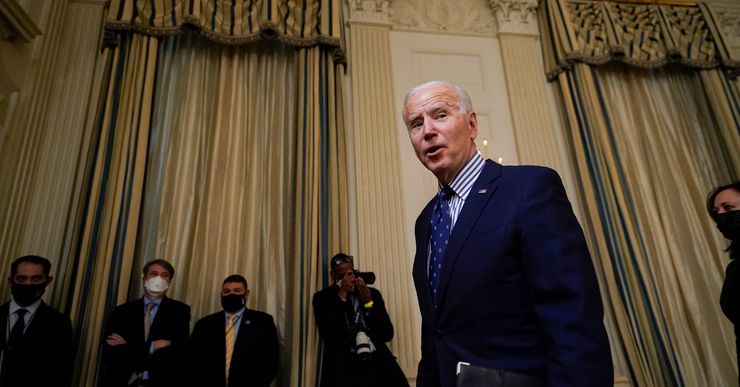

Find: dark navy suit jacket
[189,308,279,387]
[0,301,73,387]
[412,161,613,387]
[102,297,191,387]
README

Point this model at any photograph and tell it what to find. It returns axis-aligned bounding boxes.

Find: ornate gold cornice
[390,0,497,36]
[608,0,695,5]
[346,0,392,26]
[490,0,539,36]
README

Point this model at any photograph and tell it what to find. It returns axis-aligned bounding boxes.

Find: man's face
[143,263,172,284]
[333,262,356,287]
[9,262,50,286]
[405,84,478,185]
[222,282,249,300]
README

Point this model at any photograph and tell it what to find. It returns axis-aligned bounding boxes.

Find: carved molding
[489,0,538,36]
[390,0,497,36]
[0,0,41,42]
[714,6,740,57]
[347,0,391,25]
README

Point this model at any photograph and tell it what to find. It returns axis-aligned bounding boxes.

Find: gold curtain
[540,0,740,385]
[132,35,349,386]
[68,33,160,385]
[289,46,349,386]
[64,1,348,385]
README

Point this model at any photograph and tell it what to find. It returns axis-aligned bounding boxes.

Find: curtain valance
[105,0,342,48]
[539,0,740,80]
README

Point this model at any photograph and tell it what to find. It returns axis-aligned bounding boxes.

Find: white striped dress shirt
[427,152,486,269]
[443,151,485,230]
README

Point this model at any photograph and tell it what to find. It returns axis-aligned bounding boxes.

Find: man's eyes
[14,276,43,282]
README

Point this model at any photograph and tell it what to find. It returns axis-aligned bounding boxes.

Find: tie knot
[439,186,453,201]
[145,302,155,313]
[16,308,27,318]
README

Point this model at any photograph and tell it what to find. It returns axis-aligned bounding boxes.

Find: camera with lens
[354,330,374,360]
[354,270,375,285]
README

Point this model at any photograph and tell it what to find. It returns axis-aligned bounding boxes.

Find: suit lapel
[413,199,437,315]
[0,302,8,349]
[436,161,502,312]
[234,309,252,348]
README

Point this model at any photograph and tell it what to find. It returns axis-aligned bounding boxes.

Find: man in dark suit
[312,253,409,387]
[190,274,279,387]
[403,81,613,387]
[102,259,190,387]
[0,255,73,387]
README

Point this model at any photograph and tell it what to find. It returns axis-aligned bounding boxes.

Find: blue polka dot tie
[429,186,453,306]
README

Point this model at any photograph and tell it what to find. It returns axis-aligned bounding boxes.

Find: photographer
[312,253,408,387]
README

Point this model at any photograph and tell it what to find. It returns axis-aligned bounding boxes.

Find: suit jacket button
[435,329,443,340]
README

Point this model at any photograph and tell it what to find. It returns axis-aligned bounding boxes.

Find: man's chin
[425,163,448,181]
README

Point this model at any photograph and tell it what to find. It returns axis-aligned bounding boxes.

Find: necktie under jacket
[143,302,155,341]
[429,187,453,306]
[225,314,238,380]
[8,308,27,348]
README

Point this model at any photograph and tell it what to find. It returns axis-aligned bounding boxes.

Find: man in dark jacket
[313,253,409,387]
[102,259,190,387]
[190,274,279,387]
[0,255,73,387]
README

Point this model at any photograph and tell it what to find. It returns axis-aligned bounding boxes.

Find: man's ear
[468,111,478,140]
[7,277,13,287]
[46,276,54,286]
[244,289,250,302]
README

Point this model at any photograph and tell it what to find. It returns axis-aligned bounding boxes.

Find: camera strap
[343,294,366,331]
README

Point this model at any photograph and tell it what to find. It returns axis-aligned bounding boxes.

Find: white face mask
[144,276,169,296]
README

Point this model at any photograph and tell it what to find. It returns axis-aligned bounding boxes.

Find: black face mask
[221,294,246,313]
[11,283,47,307]
[717,210,740,241]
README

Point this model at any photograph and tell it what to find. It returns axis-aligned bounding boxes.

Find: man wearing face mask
[0,255,72,387]
[190,274,279,387]
[102,259,191,387]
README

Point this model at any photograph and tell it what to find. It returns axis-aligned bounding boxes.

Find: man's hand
[152,339,171,351]
[355,277,372,304]
[338,271,356,300]
[105,333,127,346]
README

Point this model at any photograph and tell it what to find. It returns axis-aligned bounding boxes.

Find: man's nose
[422,120,437,139]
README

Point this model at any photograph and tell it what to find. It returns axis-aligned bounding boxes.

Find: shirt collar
[9,298,42,315]
[225,307,246,320]
[440,151,485,200]
[143,296,163,307]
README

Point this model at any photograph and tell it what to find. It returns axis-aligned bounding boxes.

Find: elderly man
[403,80,613,387]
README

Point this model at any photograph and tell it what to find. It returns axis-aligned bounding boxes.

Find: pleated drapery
[540,0,740,80]
[540,0,740,385]
[65,2,348,385]
[105,0,342,47]
[68,33,160,385]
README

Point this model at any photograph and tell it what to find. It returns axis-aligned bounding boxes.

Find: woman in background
[708,181,740,384]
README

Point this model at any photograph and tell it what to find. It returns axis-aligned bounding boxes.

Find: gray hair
[402,80,474,123]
